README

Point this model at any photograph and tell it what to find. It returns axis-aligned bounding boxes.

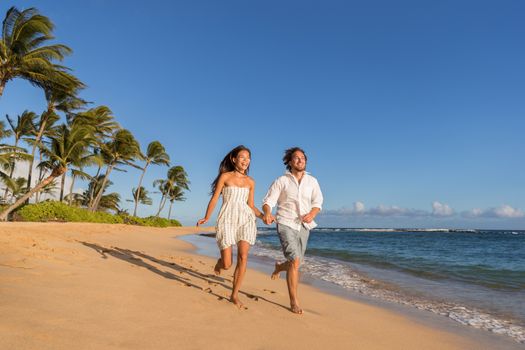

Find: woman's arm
[248,178,263,219]
[197,175,226,226]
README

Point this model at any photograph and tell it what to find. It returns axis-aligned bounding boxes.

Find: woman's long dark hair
[210,145,251,194]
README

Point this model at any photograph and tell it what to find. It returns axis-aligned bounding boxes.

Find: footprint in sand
[263,289,276,294]
[246,294,259,301]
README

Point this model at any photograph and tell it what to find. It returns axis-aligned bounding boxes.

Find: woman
[197,145,263,308]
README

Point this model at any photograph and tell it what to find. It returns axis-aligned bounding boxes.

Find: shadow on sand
[79,241,288,311]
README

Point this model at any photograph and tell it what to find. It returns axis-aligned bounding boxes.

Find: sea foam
[251,242,525,344]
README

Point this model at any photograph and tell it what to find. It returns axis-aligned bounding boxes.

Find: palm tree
[65,174,104,207]
[0,7,83,98]
[0,120,14,184]
[35,179,58,202]
[4,111,36,192]
[132,141,169,216]
[73,106,119,138]
[153,178,169,216]
[25,110,59,199]
[154,165,189,217]
[26,86,84,196]
[0,122,94,220]
[0,120,12,139]
[64,192,83,206]
[167,185,185,220]
[90,129,140,212]
[167,166,189,189]
[128,186,152,209]
[1,176,27,202]
[34,158,53,203]
[86,149,105,207]
[0,124,31,196]
[66,168,92,205]
[72,106,120,207]
[98,192,121,213]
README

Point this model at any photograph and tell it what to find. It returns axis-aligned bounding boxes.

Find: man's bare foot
[230,295,244,309]
[214,259,222,275]
[271,262,281,280]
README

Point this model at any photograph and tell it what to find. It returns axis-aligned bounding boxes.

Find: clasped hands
[262,213,275,225]
[262,213,315,225]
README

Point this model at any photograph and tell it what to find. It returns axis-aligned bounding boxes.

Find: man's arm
[302,207,320,224]
[262,204,274,225]
[262,178,283,225]
[302,179,323,224]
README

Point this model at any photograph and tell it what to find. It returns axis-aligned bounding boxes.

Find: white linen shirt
[262,171,323,231]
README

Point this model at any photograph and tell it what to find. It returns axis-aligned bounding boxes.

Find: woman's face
[233,150,251,173]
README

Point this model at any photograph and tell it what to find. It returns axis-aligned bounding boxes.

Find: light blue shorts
[276,224,310,263]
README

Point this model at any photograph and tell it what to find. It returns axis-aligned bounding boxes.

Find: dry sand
[0,222,520,349]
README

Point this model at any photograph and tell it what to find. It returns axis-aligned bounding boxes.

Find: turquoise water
[253,228,525,343]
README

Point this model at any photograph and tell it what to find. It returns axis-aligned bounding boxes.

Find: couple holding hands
[197,146,323,314]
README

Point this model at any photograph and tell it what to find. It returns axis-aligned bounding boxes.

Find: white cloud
[324,202,441,218]
[462,205,525,219]
[325,202,525,220]
[432,201,454,217]
[353,201,365,214]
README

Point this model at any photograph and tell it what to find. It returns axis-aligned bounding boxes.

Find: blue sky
[2,1,525,229]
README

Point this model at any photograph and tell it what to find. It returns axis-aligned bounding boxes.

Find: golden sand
[0,222,518,349]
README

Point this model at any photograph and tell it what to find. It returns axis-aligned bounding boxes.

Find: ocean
[248,228,525,343]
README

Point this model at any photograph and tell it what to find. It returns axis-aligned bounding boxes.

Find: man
[262,147,323,314]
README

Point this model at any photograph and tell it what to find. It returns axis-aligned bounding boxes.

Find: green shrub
[119,214,181,227]
[16,201,123,223]
[8,201,181,227]
[9,201,182,227]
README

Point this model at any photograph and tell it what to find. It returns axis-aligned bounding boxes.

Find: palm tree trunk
[133,164,148,217]
[26,116,48,198]
[0,83,4,98]
[91,164,114,212]
[68,173,77,206]
[156,194,166,217]
[88,165,101,207]
[35,152,46,203]
[0,167,66,221]
[3,139,19,200]
[59,173,66,202]
[168,201,173,220]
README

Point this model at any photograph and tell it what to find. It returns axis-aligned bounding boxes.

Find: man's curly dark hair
[283,147,307,171]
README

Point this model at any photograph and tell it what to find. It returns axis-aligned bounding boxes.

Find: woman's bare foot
[214,259,222,275]
[230,295,244,309]
[290,303,303,314]
[271,262,281,280]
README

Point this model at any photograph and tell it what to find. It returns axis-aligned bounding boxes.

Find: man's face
[289,151,306,172]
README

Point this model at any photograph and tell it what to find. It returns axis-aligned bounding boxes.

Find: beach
[0,222,521,350]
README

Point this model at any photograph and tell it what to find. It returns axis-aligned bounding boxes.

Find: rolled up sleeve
[262,178,283,209]
[311,179,323,210]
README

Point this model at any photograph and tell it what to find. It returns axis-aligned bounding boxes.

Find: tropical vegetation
[0,6,188,225]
